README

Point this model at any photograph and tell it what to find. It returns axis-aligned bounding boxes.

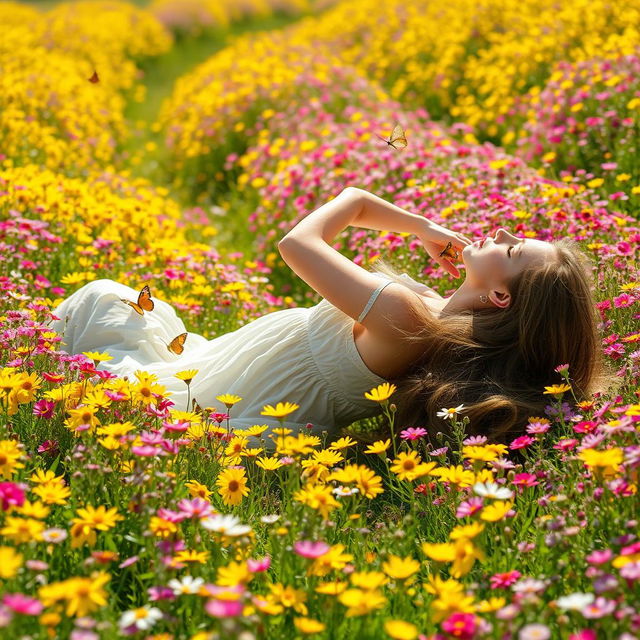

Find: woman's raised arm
[278,187,468,338]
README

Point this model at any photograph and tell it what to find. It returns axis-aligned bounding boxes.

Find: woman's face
[461,228,556,291]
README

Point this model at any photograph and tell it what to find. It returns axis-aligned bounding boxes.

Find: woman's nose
[495,228,517,242]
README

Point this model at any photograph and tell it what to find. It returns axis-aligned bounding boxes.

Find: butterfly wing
[121,298,144,315]
[438,242,459,260]
[88,70,99,83]
[389,123,408,149]
[167,332,187,355]
[137,285,154,312]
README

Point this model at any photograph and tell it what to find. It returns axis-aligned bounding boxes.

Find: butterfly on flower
[88,70,100,84]
[376,123,407,150]
[121,285,154,315]
[439,242,459,261]
[163,332,187,355]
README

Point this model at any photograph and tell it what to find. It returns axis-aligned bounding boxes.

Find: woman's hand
[418,219,472,278]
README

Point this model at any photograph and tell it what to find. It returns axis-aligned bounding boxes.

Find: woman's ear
[489,289,511,309]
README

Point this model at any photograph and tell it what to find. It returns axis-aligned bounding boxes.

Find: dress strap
[357,280,394,323]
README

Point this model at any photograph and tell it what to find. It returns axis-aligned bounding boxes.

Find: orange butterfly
[88,70,100,84]
[164,332,187,355]
[439,242,459,261]
[192,398,203,414]
[121,286,154,315]
[376,123,408,150]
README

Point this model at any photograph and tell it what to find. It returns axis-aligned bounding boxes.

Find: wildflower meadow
[1,0,639,638]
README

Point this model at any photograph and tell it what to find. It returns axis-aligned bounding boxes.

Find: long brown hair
[373,238,617,444]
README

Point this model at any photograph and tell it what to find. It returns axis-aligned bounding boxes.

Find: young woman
[50,187,609,443]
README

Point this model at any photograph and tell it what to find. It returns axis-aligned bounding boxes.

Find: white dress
[49,274,433,439]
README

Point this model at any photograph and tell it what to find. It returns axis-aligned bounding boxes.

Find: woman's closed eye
[507,246,513,257]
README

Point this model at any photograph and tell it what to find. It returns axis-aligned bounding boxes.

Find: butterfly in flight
[163,332,187,355]
[192,398,203,414]
[88,70,100,84]
[376,123,408,150]
[121,285,154,315]
[439,242,459,261]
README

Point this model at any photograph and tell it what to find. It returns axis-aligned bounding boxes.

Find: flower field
[1,0,639,638]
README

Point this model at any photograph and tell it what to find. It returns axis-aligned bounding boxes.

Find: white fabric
[357,280,394,323]
[49,274,434,439]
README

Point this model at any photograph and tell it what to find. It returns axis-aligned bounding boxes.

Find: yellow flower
[216,467,250,506]
[462,445,499,462]
[543,383,572,396]
[431,464,475,488]
[421,539,484,577]
[390,451,423,481]
[175,369,199,384]
[18,500,51,519]
[32,482,71,505]
[0,546,23,578]
[329,436,357,451]
[364,382,396,403]
[315,581,347,595]
[309,544,354,577]
[480,500,514,522]
[149,517,178,539]
[475,596,507,613]
[294,484,340,520]
[267,583,308,615]
[578,447,623,470]
[261,401,299,418]
[172,549,210,565]
[338,588,386,616]
[217,561,251,586]
[294,617,326,634]
[82,351,113,364]
[364,439,391,454]
[384,620,419,640]
[350,571,388,590]
[0,439,25,478]
[216,394,242,407]
[355,466,384,499]
[30,469,64,485]
[382,555,420,581]
[40,572,110,618]
[449,522,485,540]
[0,516,45,543]
[256,456,283,471]
[185,480,212,500]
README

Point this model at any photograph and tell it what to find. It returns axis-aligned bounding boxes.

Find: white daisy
[555,592,595,611]
[473,481,514,500]
[436,404,465,420]
[201,513,252,536]
[168,575,205,595]
[332,486,360,497]
[119,605,163,631]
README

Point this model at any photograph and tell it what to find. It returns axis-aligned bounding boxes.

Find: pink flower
[490,570,522,589]
[131,445,165,457]
[400,427,428,440]
[568,631,596,640]
[2,594,43,615]
[509,435,535,450]
[177,498,214,520]
[586,549,612,565]
[512,473,539,489]
[456,497,484,518]
[553,438,578,451]
[441,612,477,640]
[247,556,271,572]
[205,599,243,618]
[32,399,55,419]
[581,596,616,619]
[519,624,550,640]
[0,482,25,510]
[526,422,550,435]
[554,363,570,374]
[613,293,634,308]
[293,540,330,558]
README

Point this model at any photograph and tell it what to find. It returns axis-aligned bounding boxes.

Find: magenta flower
[131,445,165,457]
[581,596,616,619]
[0,482,25,510]
[512,473,539,489]
[205,598,243,618]
[613,293,634,308]
[293,540,330,558]
[490,570,522,589]
[554,363,570,374]
[553,438,578,451]
[509,435,535,450]
[32,399,55,419]
[568,631,597,640]
[247,556,271,572]
[585,549,612,565]
[400,427,428,440]
[177,498,214,520]
[2,594,43,616]
[456,497,484,518]
[441,612,477,639]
